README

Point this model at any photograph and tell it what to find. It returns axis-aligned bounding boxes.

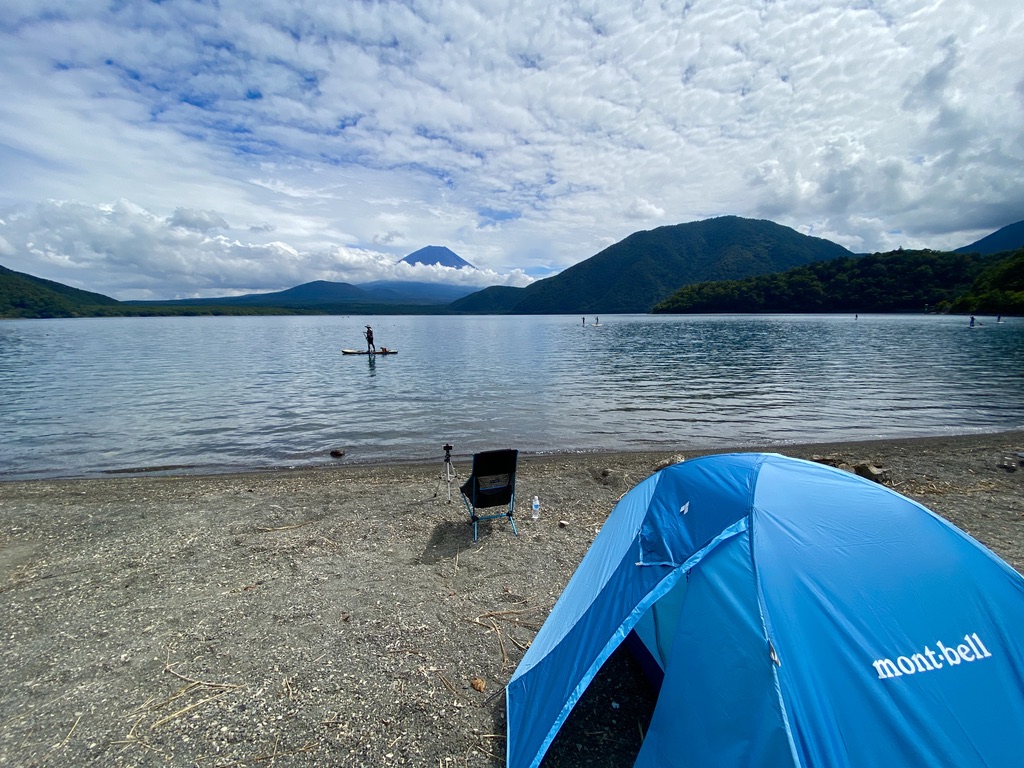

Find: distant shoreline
[5,427,1024,484]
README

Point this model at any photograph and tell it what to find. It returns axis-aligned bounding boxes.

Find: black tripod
[434,443,458,503]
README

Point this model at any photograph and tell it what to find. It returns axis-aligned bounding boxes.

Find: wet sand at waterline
[2,431,1023,766]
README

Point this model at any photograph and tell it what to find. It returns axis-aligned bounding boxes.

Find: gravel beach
[2,431,1023,767]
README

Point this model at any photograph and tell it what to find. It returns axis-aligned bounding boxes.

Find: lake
[1,313,1022,480]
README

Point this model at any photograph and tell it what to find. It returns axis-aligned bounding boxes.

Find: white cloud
[0,0,1021,296]
[0,199,531,299]
[625,198,666,220]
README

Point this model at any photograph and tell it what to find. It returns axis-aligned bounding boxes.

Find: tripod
[434,443,459,503]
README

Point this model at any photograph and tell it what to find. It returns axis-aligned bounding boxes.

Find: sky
[1,0,1022,300]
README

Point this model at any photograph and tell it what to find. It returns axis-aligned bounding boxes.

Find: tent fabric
[505,453,1024,768]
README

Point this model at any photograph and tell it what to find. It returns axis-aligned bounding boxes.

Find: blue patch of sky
[206,118,253,135]
[316,146,375,166]
[172,115,281,158]
[100,57,178,101]
[524,266,557,277]
[415,125,452,143]
[336,114,361,130]
[478,207,520,224]
[230,139,283,158]
[412,126,488,168]
[300,72,321,95]
[397,162,454,188]
[206,37,240,55]
[2,8,70,33]
[181,93,217,109]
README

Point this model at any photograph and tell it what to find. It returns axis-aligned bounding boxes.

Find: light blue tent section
[506,453,1024,768]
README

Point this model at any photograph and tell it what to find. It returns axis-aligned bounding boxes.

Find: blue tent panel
[506,453,1024,768]
[752,458,1024,767]
[635,530,795,767]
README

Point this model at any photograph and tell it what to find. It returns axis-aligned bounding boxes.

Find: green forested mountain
[113,278,469,317]
[451,216,852,314]
[949,249,1024,314]
[137,279,371,306]
[652,249,1020,314]
[123,279,473,309]
[446,285,525,313]
[0,264,120,318]
[0,263,302,318]
[955,220,1024,255]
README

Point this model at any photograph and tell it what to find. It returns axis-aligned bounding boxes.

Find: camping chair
[460,449,519,542]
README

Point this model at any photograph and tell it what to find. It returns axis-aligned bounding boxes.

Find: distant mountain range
[123,278,476,311]
[2,217,1023,318]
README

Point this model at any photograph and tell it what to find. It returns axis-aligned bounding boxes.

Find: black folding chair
[460,449,519,542]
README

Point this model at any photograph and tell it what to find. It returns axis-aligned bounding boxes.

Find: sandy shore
[2,432,1023,767]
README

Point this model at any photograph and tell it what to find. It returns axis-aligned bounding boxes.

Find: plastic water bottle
[532,495,540,520]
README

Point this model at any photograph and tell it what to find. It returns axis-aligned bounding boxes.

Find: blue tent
[506,453,1024,768]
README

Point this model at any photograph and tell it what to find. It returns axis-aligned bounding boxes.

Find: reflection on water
[1,313,1022,479]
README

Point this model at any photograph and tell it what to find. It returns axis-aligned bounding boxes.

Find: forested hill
[0,264,119,318]
[955,220,1024,255]
[652,248,1024,315]
[451,216,852,314]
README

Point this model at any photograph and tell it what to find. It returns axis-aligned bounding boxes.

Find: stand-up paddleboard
[342,349,398,355]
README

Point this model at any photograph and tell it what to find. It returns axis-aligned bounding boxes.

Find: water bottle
[532,495,540,520]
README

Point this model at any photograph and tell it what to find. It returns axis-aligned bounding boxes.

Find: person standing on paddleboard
[364,325,375,353]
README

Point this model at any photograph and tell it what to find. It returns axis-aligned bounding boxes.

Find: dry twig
[150,690,230,729]
[164,662,242,691]
[44,714,82,756]
[489,617,509,668]
[436,671,466,700]
[256,521,313,533]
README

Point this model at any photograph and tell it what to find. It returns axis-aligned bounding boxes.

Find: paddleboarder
[364,325,375,353]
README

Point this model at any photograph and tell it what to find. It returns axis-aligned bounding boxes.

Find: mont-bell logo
[873,632,993,680]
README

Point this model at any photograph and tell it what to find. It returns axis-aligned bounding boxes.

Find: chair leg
[461,497,518,541]
[462,496,479,543]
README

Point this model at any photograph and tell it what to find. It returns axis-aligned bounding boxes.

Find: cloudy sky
[1,0,1022,300]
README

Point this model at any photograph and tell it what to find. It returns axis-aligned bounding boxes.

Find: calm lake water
[1,313,1022,480]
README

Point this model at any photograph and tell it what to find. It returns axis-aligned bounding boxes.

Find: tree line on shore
[652,248,1024,316]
